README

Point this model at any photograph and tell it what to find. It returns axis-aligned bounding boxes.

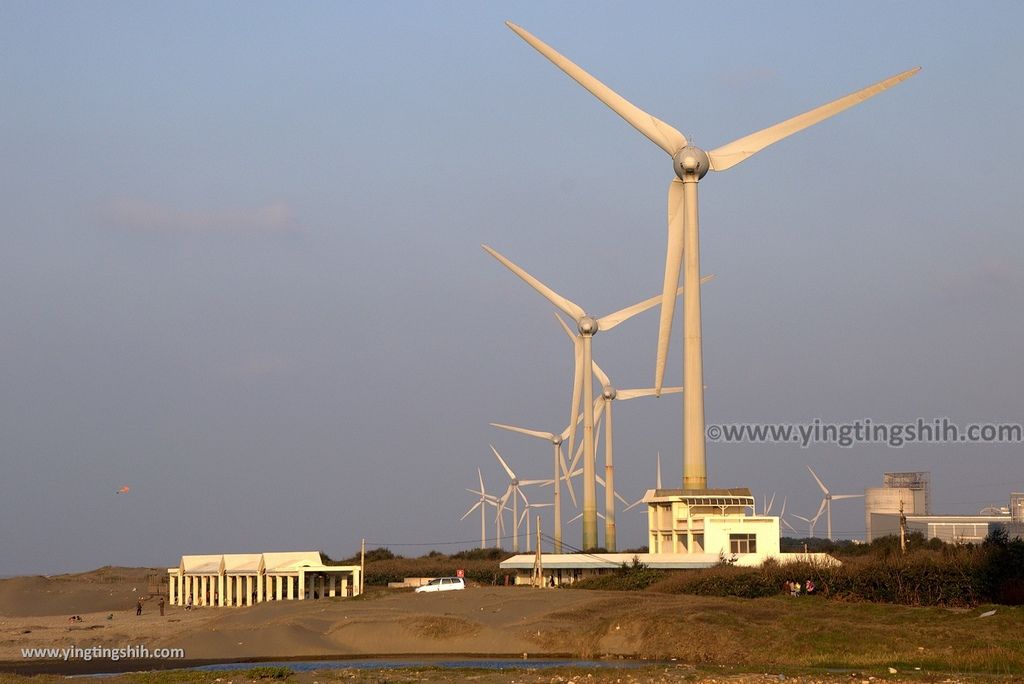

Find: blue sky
[1,2,1022,573]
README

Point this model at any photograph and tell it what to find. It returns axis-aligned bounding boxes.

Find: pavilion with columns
[167,551,361,607]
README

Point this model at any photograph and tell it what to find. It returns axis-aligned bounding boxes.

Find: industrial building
[869,490,1023,544]
[864,471,931,542]
[167,551,361,607]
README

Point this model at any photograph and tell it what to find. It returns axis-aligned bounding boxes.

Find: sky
[1,2,1022,575]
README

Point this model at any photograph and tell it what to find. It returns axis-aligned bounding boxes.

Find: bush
[571,556,665,591]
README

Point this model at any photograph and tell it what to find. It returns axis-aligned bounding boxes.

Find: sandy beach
[1,567,1021,682]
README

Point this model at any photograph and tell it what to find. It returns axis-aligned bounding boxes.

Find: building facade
[167,551,361,607]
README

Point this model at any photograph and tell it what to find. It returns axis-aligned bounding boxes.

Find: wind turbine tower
[506,22,919,492]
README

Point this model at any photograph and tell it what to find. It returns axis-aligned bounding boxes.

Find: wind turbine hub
[578,317,598,335]
[603,386,617,400]
[673,145,710,181]
[551,436,562,445]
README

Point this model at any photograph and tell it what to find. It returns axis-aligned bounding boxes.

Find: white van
[414,577,466,593]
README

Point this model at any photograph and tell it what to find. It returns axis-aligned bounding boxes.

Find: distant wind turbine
[482,243,709,551]
[491,445,550,553]
[806,466,865,541]
[490,420,574,553]
[461,468,497,549]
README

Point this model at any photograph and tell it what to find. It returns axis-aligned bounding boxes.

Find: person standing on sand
[136,598,143,616]
[158,597,165,616]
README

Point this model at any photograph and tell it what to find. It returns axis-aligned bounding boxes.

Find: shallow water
[194,657,653,673]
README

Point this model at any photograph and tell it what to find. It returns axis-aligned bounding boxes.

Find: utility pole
[532,516,543,587]
[899,500,907,555]
[360,538,366,595]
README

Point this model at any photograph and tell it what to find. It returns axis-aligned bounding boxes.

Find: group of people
[135,596,165,616]
[785,579,815,596]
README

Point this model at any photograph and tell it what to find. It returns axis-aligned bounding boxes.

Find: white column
[286,575,294,600]
[329,575,336,598]
[275,576,282,601]
[218,574,225,607]
[298,571,305,600]
[341,576,348,598]
[168,575,176,605]
[256,574,263,603]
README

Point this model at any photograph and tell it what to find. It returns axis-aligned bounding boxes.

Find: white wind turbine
[491,444,550,553]
[506,21,919,494]
[490,420,575,553]
[482,243,709,551]
[793,503,826,539]
[461,468,499,549]
[778,493,802,536]
[571,324,683,552]
[518,501,554,553]
[807,466,865,541]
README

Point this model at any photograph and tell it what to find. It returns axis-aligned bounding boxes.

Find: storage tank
[864,472,930,541]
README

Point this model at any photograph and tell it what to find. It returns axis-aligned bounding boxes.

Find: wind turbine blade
[461,501,482,520]
[518,487,530,506]
[597,274,715,333]
[482,244,585,321]
[591,358,611,391]
[491,422,555,441]
[765,492,776,515]
[566,330,584,462]
[831,494,865,500]
[812,498,828,523]
[806,465,829,495]
[616,386,682,401]
[782,518,798,533]
[497,485,513,517]
[593,395,606,425]
[560,448,578,509]
[568,433,585,474]
[519,479,550,487]
[779,496,787,519]
[478,467,485,495]
[656,452,662,490]
[491,445,517,480]
[624,497,645,511]
[595,474,630,506]
[655,178,685,394]
[707,67,921,171]
[506,22,687,156]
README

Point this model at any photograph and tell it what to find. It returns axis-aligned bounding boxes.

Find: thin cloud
[102,198,300,234]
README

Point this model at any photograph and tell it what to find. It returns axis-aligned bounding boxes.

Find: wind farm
[473,20,920,558]
[6,5,1024,679]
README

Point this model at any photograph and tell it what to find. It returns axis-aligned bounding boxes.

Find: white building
[168,551,361,607]
[643,488,779,556]
[499,487,838,585]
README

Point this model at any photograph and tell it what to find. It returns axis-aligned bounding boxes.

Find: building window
[729,533,757,554]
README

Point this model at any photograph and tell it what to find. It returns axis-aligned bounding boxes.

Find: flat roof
[499,551,839,570]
